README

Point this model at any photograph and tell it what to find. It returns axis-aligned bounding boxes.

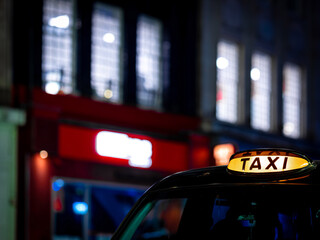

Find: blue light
[73,202,88,215]
[52,179,65,191]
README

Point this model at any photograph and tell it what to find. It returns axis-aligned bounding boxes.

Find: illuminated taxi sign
[227,149,315,177]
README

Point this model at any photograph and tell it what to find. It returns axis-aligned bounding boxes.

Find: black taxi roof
[147,149,320,193]
[112,149,320,240]
[149,162,319,191]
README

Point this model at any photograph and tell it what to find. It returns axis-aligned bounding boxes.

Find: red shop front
[23,89,211,240]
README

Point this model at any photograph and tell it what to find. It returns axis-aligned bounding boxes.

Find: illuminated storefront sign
[96,131,152,168]
[58,124,188,172]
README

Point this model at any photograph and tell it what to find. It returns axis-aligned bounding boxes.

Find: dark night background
[1,0,320,239]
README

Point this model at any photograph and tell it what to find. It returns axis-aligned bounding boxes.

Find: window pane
[52,178,145,239]
[42,0,74,95]
[119,186,320,240]
[132,199,187,239]
[216,41,239,123]
[251,52,272,131]
[91,3,123,103]
[283,63,303,138]
[136,16,162,109]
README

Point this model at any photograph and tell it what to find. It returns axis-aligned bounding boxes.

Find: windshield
[115,184,320,240]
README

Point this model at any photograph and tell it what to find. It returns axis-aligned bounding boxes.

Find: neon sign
[59,124,188,172]
[95,131,152,168]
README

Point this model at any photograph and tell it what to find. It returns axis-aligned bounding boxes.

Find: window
[136,15,163,109]
[52,178,145,239]
[42,0,75,95]
[283,63,304,138]
[91,3,123,103]
[118,186,320,240]
[216,41,240,123]
[251,52,272,131]
[132,199,186,239]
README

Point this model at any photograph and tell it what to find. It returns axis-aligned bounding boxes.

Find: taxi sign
[227,149,315,179]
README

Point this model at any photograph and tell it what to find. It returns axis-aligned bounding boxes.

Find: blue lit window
[283,63,304,138]
[216,40,240,123]
[251,52,272,131]
[42,0,74,95]
[52,179,145,238]
[91,3,123,103]
[136,15,163,109]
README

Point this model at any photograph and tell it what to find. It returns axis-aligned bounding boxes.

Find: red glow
[216,89,223,101]
[213,143,236,166]
[53,197,63,212]
[34,154,50,180]
[192,147,210,168]
[29,154,52,240]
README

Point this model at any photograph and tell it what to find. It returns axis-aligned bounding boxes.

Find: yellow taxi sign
[227,149,315,177]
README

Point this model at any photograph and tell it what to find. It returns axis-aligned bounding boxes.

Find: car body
[112,149,320,240]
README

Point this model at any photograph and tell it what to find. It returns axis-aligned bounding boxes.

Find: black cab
[111,149,320,240]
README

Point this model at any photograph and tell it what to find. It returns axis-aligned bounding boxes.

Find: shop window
[52,178,145,239]
[136,15,163,109]
[283,63,304,138]
[216,40,240,123]
[42,0,75,95]
[250,52,272,131]
[91,3,123,103]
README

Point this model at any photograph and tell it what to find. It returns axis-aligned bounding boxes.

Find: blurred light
[34,153,49,181]
[283,122,295,136]
[250,68,261,81]
[104,89,113,99]
[52,179,65,192]
[46,71,60,81]
[192,147,210,168]
[73,202,88,215]
[103,33,115,43]
[213,143,236,166]
[49,15,70,29]
[53,197,63,212]
[96,131,152,168]
[45,82,60,95]
[216,57,229,70]
[128,138,152,168]
[216,89,223,101]
[39,150,48,159]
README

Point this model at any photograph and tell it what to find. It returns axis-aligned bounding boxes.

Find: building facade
[199,0,320,157]
[11,0,209,239]
[1,0,320,239]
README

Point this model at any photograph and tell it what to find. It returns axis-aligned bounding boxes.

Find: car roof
[147,160,320,193]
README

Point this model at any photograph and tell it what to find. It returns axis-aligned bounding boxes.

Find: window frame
[41,0,76,95]
[136,14,163,111]
[215,39,243,124]
[282,62,306,139]
[90,2,124,104]
[250,50,276,132]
